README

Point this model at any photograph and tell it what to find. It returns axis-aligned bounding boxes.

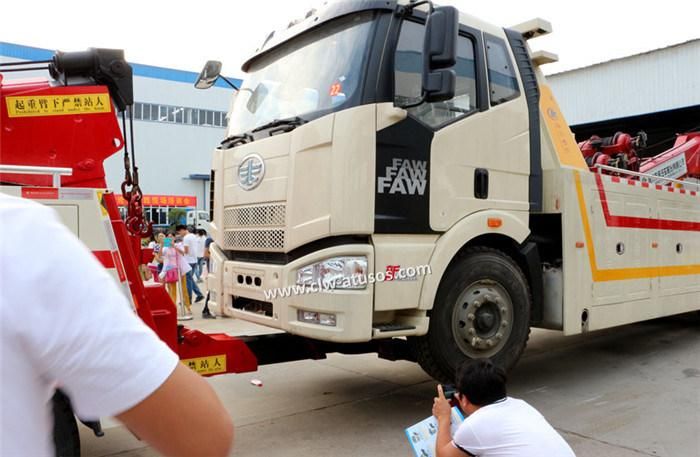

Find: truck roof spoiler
[510,18,552,40]
[531,50,559,66]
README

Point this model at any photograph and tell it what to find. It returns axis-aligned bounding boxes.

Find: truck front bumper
[209,244,374,343]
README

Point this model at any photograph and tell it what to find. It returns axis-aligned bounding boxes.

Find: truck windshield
[229,11,376,136]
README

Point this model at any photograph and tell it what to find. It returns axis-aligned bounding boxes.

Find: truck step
[373,323,416,333]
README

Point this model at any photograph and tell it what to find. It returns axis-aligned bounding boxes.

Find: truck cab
[204,0,700,381]
[186,209,211,231]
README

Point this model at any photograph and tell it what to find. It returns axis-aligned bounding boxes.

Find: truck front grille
[222,202,286,251]
[224,203,285,227]
[223,229,285,251]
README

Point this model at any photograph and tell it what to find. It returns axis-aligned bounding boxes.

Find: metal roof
[547,39,700,125]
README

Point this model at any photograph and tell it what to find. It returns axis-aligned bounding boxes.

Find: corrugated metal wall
[548,39,700,125]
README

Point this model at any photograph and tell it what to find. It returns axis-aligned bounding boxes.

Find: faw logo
[377,158,427,195]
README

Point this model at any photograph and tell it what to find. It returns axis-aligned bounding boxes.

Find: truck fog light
[318,313,337,326]
[297,309,337,327]
[296,256,367,290]
[299,310,318,322]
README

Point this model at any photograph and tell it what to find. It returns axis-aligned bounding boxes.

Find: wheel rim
[451,280,514,358]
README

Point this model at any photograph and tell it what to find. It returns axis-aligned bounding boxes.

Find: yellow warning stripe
[539,84,587,170]
[573,171,700,282]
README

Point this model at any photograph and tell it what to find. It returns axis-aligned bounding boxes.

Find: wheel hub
[475,306,497,333]
[451,281,514,358]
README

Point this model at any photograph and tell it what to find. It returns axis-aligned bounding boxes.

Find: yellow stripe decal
[539,85,588,169]
[574,171,700,282]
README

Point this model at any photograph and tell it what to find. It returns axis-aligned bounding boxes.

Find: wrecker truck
[2,1,699,454]
[199,0,700,384]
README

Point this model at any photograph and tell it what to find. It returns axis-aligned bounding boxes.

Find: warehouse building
[549,39,700,157]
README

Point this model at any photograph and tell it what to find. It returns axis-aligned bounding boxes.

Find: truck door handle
[474,168,489,199]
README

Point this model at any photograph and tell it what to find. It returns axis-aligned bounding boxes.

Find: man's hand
[433,384,465,457]
[433,384,452,422]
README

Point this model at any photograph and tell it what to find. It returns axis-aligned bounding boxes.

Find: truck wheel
[414,247,531,383]
[52,390,81,457]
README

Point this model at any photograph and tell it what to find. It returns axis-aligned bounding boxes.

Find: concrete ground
[81,294,700,457]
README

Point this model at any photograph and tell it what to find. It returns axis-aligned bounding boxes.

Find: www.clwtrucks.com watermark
[263,264,432,300]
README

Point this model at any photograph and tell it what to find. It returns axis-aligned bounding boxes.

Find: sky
[2,0,698,78]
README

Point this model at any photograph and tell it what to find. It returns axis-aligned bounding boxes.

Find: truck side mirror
[422,6,458,103]
[195,60,223,90]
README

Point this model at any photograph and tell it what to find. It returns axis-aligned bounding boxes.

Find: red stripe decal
[93,250,115,268]
[112,251,127,282]
[594,173,700,231]
[22,187,59,199]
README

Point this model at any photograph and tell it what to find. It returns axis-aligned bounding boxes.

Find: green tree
[168,208,187,231]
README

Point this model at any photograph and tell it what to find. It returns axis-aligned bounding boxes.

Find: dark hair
[188,225,196,233]
[197,229,207,236]
[456,359,507,406]
[175,224,187,232]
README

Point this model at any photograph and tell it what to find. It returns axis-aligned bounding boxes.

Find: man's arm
[14,202,234,456]
[117,363,233,457]
[433,385,471,457]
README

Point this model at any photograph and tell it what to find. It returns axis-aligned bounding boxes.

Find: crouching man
[432,359,575,457]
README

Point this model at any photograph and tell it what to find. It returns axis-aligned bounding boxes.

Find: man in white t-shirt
[0,194,233,456]
[195,229,207,283]
[432,359,575,457]
[177,225,204,303]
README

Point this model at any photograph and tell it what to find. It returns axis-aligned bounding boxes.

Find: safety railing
[0,165,73,188]
[593,164,700,191]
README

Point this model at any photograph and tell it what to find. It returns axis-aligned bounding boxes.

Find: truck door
[428,29,531,230]
[383,19,531,233]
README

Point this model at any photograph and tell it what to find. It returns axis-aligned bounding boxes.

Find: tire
[413,247,531,383]
[52,390,81,457]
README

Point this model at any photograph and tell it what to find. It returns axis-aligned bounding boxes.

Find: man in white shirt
[432,359,575,457]
[177,225,204,303]
[0,194,234,456]
[195,229,207,283]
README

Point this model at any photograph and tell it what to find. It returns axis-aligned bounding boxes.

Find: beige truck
[199,0,700,381]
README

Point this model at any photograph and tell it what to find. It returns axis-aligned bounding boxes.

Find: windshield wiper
[251,116,307,135]
[219,133,253,149]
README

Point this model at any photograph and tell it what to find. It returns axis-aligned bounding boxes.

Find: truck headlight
[296,256,368,290]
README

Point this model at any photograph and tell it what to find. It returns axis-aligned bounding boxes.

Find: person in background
[195,229,207,283]
[432,359,575,457]
[173,234,193,320]
[160,235,179,303]
[177,225,204,304]
[161,234,192,319]
[1,193,234,457]
[147,232,165,281]
[201,233,216,319]
[142,234,157,280]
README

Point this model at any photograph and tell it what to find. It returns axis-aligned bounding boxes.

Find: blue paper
[405,406,465,457]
